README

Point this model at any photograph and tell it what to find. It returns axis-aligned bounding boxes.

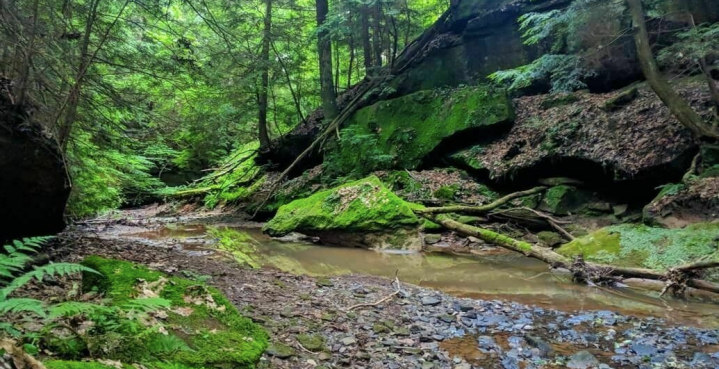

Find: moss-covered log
[421,214,719,295]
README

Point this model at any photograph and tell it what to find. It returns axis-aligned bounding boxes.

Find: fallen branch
[419,214,719,296]
[518,207,575,241]
[415,186,547,215]
[345,276,402,311]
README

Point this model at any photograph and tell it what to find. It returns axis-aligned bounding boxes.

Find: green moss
[263,176,420,237]
[540,93,580,110]
[296,334,326,351]
[557,223,719,270]
[44,361,122,369]
[603,87,638,111]
[447,145,486,173]
[433,185,460,200]
[81,256,268,368]
[539,185,592,215]
[324,85,513,176]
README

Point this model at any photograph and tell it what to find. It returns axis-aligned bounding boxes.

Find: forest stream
[54,208,719,368]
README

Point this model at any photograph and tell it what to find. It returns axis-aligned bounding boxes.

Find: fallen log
[415,186,547,215]
[419,214,719,296]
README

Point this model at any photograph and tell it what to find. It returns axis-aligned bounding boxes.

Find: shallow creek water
[129,223,719,328]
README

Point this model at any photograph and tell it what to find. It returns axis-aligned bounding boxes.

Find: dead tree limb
[415,186,547,215]
[420,214,719,295]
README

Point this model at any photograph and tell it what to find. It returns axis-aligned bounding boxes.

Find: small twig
[345,274,402,311]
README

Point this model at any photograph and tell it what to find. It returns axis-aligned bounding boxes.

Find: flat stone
[424,234,442,244]
[567,350,600,369]
[267,343,296,359]
[341,337,357,346]
[421,296,442,306]
[525,335,552,358]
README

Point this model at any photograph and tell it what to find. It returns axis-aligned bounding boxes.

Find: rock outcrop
[263,176,422,250]
[0,95,70,241]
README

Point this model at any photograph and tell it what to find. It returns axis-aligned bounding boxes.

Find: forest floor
[53,208,719,369]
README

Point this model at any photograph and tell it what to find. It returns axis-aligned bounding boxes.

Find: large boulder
[263,176,422,250]
[557,223,719,271]
[455,81,705,188]
[323,85,513,177]
[1,97,70,241]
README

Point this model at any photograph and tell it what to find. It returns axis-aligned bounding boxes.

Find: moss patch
[263,176,419,237]
[80,256,268,368]
[557,223,719,270]
[539,185,593,215]
[323,85,513,177]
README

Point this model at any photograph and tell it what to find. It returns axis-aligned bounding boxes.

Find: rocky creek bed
[56,210,719,369]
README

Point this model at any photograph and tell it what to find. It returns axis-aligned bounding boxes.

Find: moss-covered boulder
[77,256,268,368]
[323,85,513,177]
[557,223,719,270]
[263,176,422,250]
[539,185,594,215]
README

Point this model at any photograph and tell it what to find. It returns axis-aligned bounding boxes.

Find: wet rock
[567,350,600,369]
[421,296,442,306]
[296,334,326,351]
[316,277,334,288]
[537,231,563,248]
[525,335,552,358]
[424,234,442,245]
[267,343,296,358]
[613,204,629,217]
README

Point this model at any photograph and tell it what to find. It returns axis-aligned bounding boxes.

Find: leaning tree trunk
[258,0,273,149]
[626,0,719,139]
[315,0,339,120]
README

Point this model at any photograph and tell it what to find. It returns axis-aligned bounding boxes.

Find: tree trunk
[58,0,100,151]
[372,0,383,68]
[347,33,355,89]
[361,5,373,74]
[258,0,272,149]
[626,0,719,139]
[316,0,338,120]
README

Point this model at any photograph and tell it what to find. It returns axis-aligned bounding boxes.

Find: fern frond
[120,297,171,313]
[0,263,99,300]
[0,298,46,317]
[47,301,112,319]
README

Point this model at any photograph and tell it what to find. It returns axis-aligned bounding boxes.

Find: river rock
[267,343,296,359]
[567,351,600,369]
[421,296,442,306]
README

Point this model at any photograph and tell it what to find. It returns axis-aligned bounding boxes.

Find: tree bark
[316,0,338,120]
[372,0,383,68]
[258,0,273,149]
[361,5,373,73]
[626,0,719,139]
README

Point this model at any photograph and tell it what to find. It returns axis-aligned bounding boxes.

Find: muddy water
[130,223,719,327]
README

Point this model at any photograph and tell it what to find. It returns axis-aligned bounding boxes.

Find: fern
[0,236,53,280]
[0,298,46,317]
[47,301,112,319]
[0,263,100,301]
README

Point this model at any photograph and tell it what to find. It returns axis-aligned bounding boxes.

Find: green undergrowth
[159,142,264,209]
[78,256,268,368]
[263,175,420,236]
[323,85,513,178]
[557,223,719,270]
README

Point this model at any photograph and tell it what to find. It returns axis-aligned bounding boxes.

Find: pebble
[421,296,442,306]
